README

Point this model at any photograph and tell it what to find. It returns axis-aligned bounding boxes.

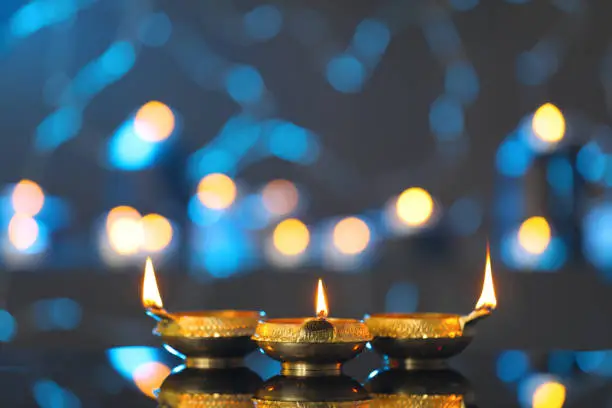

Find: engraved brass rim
[365,313,463,340]
[156,310,263,338]
[253,318,372,343]
[159,391,254,407]
[372,394,465,408]
[252,399,371,407]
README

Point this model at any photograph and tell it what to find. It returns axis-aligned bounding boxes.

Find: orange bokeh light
[197,173,237,210]
[12,179,45,216]
[262,179,299,215]
[396,187,434,227]
[8,213,39,250]
[134,101,175,142]
[272,218,310,256]
[132,362,171,399]
[141,214,173,253]
[332,217,370,255]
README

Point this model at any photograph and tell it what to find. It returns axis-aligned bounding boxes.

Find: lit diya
[252,279,372,376]
[142,258,264,368]
[365,247,497,369]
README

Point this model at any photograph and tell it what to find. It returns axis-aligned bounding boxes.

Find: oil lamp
[365,247,497,369]
[142,258,263,368]
[252,279,372,376]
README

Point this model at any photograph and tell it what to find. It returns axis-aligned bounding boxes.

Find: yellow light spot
[132,362,171,399]
[134,101,175,142]
[532,103,565,143]
[197,173,237,210]
[141,214,173,253]
[106,206,141,229]
[12,180,45,216]
[262,179,299,215]
[273,218,310,256]
[142,257,163,309]
[316,278,329,318]
[396,187,434,226]
[532,381,566,408]
[107,218,143,255]
[8,214,39,250]
[333,217,370,255]
[518,216,551,255]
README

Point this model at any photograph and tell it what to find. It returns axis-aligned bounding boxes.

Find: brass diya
[365,249,497,369]
[143,258,263,368]
[253,374,371,407]
[157,364,262,408]
[253,279,372,376]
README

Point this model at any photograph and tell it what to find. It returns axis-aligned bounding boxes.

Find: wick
[317,310,327,319]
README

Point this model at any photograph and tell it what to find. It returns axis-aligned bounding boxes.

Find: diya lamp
[252,279,372,376]
[142,258,264,368]
[365,247,497,369]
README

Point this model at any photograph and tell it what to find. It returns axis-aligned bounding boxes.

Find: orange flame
[316,279,329,318]
[142,257,163,309]
[475,245,497,310]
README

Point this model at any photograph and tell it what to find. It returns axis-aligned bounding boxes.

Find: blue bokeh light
[546,156,573,194]
[98,42,136,78]
[225,65,265,104]
[107,346,160,381]
[108,121,160,170]
[138,12,172,47]
[35,106,82,152]
[33,298,82,331]
[268,122,315,163]
[326,54,366,93]
[33,379,81,408]
[188,195,223,226]
[198,220,254,278]
[188,149,235,180]
[518,374,560,408]
[583,203,612,271]
[10,3,47,38]
[445,61,479,104]
[496,350,530,382]
[245,351,281,380]
[516,51,549,86]
[576,142,606,182]
[450,0,480,11]
[496,138,533,177]
[548,350,575,376]
[352,19,391,59]
[576,350,612,376]
[244,5,283,41]
[448,197,482,235]
[385,282,419,313]
[423,19,461,59]
[0,309,17,342]
[429,95,464,140]
[234,195,270,230]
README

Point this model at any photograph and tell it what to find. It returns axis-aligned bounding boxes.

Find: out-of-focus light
[197,219,254,278]
[396,187,434,227]
[197,173,237,210]
[448,197,482,235]
[450,0,479,11]
[583,203,612,270]
[385,282,419,313]
[138,12,172,47]
[107,346,160,381]
[33,298,82,331]
[532,381,566,408]
[108,120,159,170]
[261,179,299,215]
[532,103,565,143]
[141,214,173,253]
[0,310,16,342]
[576,350,606,373]
[35,106,82,152]
[423,18,461,59]
[106,206,141,227]
[496,138,533,177]
[516,51,550,86]
[33,380,81,408]
[235,194,271,230]
[99,41,136,78]
[546,157,573,194]
[106,207,143,255]
[273,218,309,256]
[332,217,371,255]
[12,179,45,216]
[225,65,265,104]
[518,216,551,255]
[244,5,283,41]
[8,214,39,251]
[268,122,319,164]
[188,195,222,226]
[326,54,365,93]
[496,350,530,383]
[445,61,479,104]
[429,95,464,140]
[133,362,171,399]
[134,101,175,142]
[352,19,391,58]
[576,141,606,182]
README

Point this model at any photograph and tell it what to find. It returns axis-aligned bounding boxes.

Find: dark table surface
[2,345,611,407]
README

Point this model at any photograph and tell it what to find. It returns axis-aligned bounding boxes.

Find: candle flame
[142,257,163,310]
[316,278,329,318]
[475,245,497,310]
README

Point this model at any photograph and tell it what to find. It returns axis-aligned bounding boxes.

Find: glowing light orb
[132,362,171,399]
[261,179,299,215]
[396,187,434,226]
[106,206,141,228]
[141,214,173,252]
[532,103,565,143]
[106,208,144,255]
[197,173,237,210]
[273,218,309,256]
[333,217,371,255]
[12,179,44,216]
[532,381,566,408]
[518,216,551,255]
[8,214,39,250]
[134,101,175,142]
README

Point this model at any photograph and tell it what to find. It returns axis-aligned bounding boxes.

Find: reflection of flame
[475,246,497,310]
[142,257,163,309]
[316,279,329,318]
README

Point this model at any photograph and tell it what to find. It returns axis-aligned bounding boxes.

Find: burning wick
[316,278,329,319]
[475,245,497,312]
[142,257,170,320]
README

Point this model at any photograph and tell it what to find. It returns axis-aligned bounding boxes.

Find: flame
[142,257,163,309]
[316,279,329,318]
[475,246,497,310]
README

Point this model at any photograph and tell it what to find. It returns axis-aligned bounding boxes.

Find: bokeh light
[583,203,612,270]
[106,207,143,255]
[138,12,172,47]
[12,179,45,216]
[532,381,566,408]
[33,298,82,331]
[262,179,299,216]
[385,282,419,313]
[197,173,237,210]
[496,350,530,383]
[332,217,371,255]
[326,54,365,93]
[352,19,391,59]
[134,101,175,142]
[244,5,283,41]
[396,187,434,227]
[532,103,565,143]
[273,218,310,256]
[0,309,17,342]
[518,216,552,255]
[429,95,465,140]
[8,213,39,251]
[132,362,171,399]
[225,65,265,104]
[141,214,173,253]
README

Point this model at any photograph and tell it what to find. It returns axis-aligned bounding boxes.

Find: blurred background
[2,0,612,391]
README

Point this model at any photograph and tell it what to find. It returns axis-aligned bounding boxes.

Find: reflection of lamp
[142,258,264,368]
[252,279,372,376]
[366,247,496,369]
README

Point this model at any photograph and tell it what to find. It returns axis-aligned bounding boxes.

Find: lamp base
[281,362,342,376]
[185,357,244,369]
[387,358,449,370]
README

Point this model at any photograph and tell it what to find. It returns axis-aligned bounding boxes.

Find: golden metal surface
[252,400,371,407]
[185,357,243,369]
[159,392,253,407]
[281,362,342,376]
[365,314,463,340]
[253,318,372,343]
[372,394,465,408]
[155,310,261,338]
